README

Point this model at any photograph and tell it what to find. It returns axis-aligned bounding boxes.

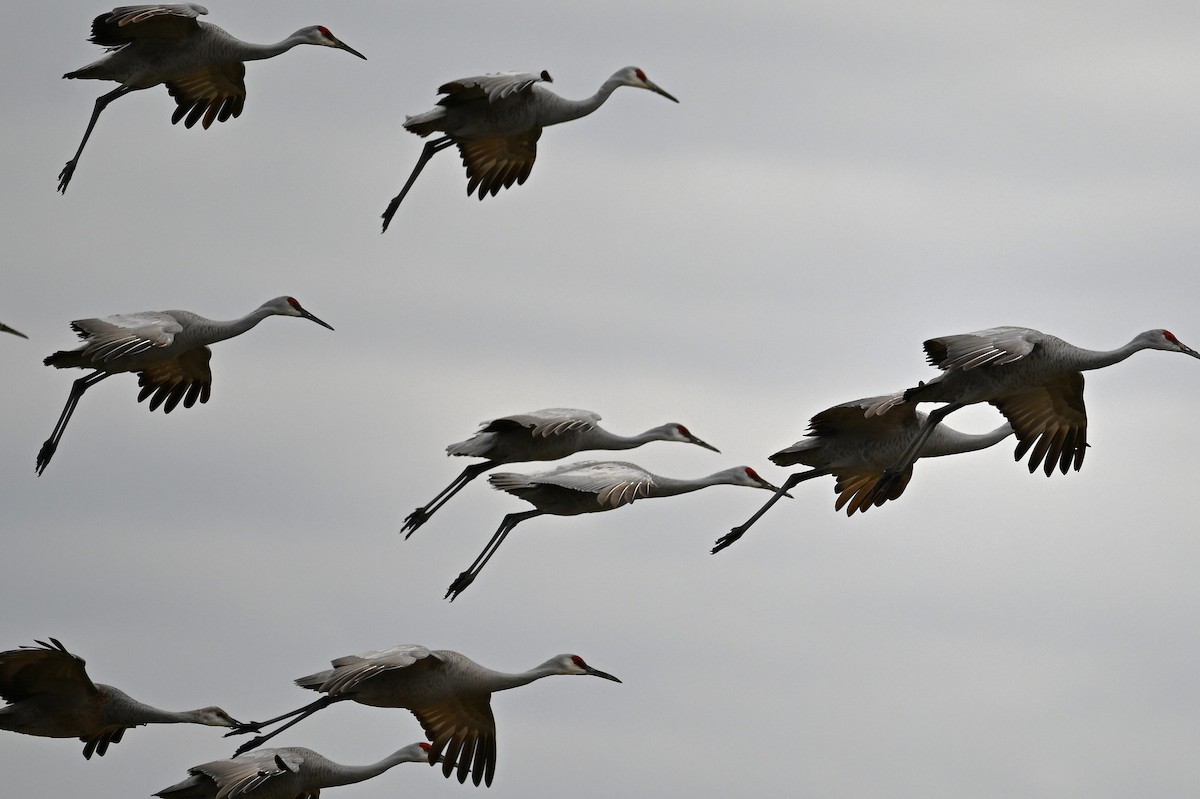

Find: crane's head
[654,423,720,452]
[295,26,367,60]
[191,707,242,727]
[262,297,335,330]
[551,654,622,682]
[734,466,791,496]
[613,66,679,103]
[1145,329,1200,359]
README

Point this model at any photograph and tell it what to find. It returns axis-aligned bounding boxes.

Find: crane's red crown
[318,26,332,37]
[1164,330,1179,344]
[287,297,301,311]
[635,68,647,82]
[570,655,587,668]
[745,467,762,480]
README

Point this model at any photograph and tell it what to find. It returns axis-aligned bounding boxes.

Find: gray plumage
[446,459,782,600]
[866,327,1200,505]
[36,296,333,475]
[380,66,679,230]
[712,393,1014,553]
[0,638,238,759]
[402,408,718,537]
[58,5,366,192]
[226,645,620,788]
[155,741,436,799]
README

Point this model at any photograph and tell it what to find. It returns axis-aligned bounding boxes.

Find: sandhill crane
[155,741,441,799]
[1,322,27,338]
[402,408,718,537]
[225,644,619,787]
[36,296,333,475]
[446,460,782,600]
[0,638,239,759]
[58,4,366,193]
[865,327,1200,504]
[380,66,678,230]
[711,393,1014,553]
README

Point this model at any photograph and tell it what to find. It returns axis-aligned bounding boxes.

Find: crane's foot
[35,441,58,475]
[230,735,270,757]
[224,720,264,737]
[864,469,901,505]
[400,507,428,538]
[57,161,78,194]
[445,571,475,602]
[711,526,748,554]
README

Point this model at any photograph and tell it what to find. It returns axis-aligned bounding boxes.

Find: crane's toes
[35,441,57,475]
[224,721,263,737]
[57,162,77,194]
[400,508,428,538]
[711,527,747,554]
[445,572,475,601]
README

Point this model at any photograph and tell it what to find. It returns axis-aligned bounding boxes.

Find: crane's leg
[58,85,139,194]
[712,470,821,554]
[864,402,965,505]
[401,461,499,538]
[224,695,342,756]
[445,510,542,601]
[380,137,454,232]
[36,371,111,475]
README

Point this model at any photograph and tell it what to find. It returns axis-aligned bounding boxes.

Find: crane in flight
[402,408,718,537]
[225,644,619,787]
[58,4,366,192]
[0,638,239,759]
[866,326,1200,504]
[36,296,333,474]
[446,460,782,600]
[380,66,678,230]
[712,393,1013,553]
[155,741,442,799]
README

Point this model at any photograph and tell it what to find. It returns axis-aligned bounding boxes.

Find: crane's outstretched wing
[187,749,307,799]
[437,71,551,105]
[168,63,247,129]
[295,645,440,695]
[65,311,182,364]
[830,464,914,515]
[412,692,497,787]
[456,131,542,200]
[91,5,207,45]
[0,638,97,703]
[807,393,916,437]
[992,374,1087,476]
[136,346,212,412]
[925,327,1037,371]
[488,408,600,438]
[492,460,655,508]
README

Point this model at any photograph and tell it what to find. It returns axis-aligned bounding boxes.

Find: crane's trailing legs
[224,694,345,756]
[864,401,965,506]
[58,85,139,193]
[711,472,815,553]
[36,371,112,474]
[445,510,543,601]
[380,137,455,232]
[402,461,500,537]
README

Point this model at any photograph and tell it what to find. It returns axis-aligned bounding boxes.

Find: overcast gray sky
[4,2,1200,797]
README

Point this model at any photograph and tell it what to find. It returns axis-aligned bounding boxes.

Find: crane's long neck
[208,25,312,62]
[585,427,667,451]
[646,470,740,498]
[484,660,571,692]
[101,689,208,727]
[920,423,1014,459]
[539,79,623,126]
[1074,339,1154,371]
[195,305,279,346]
[320,751,418,787]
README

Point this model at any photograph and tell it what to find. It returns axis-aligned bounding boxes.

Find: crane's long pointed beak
[646,81,679,103]
[689,435,720,453]
[333,38,367,60]
[586,666,622,683]
[302,310,335,331]
[0,324,27,339]
[757,478,793,498]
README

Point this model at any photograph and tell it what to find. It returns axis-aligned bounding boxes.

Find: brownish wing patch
[136,347,213,413]
[833,466,913,515]
[993,373,1087,476]
[412,696,497,787]
[456,131,542,199]
[168,64,248,129]
[90,5,204,46]
[0,639,97,702]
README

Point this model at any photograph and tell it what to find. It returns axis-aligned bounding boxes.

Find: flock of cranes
[4,3,1199,799]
